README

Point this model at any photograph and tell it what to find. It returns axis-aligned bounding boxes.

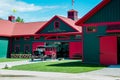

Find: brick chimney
[8,15,15,22]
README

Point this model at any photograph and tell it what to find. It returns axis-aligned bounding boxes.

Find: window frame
[24,44,30,54]
[75,35,82,40]
[54,21,60,29]
[86,26,97,33]
[15,37,20,41]
[34,36,40,40]
[24,36,30,40]
[14,45,20,54]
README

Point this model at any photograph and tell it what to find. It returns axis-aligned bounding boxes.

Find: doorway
[46,42,69,58]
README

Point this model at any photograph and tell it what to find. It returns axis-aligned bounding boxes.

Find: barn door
[0,39,8,58]
[69,42,82,59]
[100,36,117,65]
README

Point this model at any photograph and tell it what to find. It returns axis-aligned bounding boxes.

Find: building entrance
[46,42,69,58]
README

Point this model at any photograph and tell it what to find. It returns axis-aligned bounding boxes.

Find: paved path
[84,65,120,77]
[0,60,120,80]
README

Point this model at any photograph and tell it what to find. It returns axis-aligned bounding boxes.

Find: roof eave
[75,0,111,26]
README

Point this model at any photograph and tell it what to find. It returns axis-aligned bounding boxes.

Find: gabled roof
[57,16,82,32]
[0,15,81,37]
[36,15,82,33]
[12,21,47,36]
[0,20,47,37]
[75,0,111,25]
[0,20,15,37]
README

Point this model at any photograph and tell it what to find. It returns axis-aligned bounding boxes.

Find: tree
[0,18,4,20]
[16,17,24,23]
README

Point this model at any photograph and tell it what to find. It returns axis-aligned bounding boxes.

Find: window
[54,21,60,29]
[45,36,57,40]
[75,35,81,39]
[24,36,30,40]
[68,12,74,16]
[24,45,30,54]
[15,37,20,41]
[57,36,69,40]
[45,36,69,40]
[14,45,20,54]
[34,36,40,40]
[87,26,96,32]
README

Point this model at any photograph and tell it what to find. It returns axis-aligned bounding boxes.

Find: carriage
[31,46,56,61]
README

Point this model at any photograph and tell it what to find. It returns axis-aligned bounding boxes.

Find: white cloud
[0,0,42,13]
[0,0,65,21]
[43,6,59,9]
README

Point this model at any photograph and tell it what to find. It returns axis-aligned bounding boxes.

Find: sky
[0,0,101,22]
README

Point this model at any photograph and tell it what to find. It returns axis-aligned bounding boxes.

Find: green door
[0,38,8,58]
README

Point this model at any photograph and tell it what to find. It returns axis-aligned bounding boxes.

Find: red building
[0,10,82,59]
[0,0,120,65]
[76,0,120,65]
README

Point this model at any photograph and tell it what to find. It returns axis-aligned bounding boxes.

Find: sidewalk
[83,65,120,77]
[0,60,120,80]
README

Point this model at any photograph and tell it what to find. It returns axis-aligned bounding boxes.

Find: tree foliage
[0,18,4,20]
[16,17,24,23]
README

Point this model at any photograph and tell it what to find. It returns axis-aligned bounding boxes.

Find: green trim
[83,26,107,64]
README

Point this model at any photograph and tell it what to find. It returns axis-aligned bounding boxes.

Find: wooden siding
[83,26,107,64]
[85,0,120,23]
[12,35,82,54]
[39,18,77,33]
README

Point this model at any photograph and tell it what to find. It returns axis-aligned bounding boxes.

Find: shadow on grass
[48,61,106,67]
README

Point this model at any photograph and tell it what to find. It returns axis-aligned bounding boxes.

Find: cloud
[0,0,65,21]
[43,6,60,9]
[0,0,60,13]
[0,0,42,12]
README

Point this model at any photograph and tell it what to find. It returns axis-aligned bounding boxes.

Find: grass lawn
[0,58,27,63]
[8,60,106,73]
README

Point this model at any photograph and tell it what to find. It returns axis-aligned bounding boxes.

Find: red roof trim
[0,35,11,37]
[35,16,57,34]
[35,15,80,33]
[12,32,81,37]
[57,16,81,32]
[75,0,111,25]
[107,30,120,33]
[81,22,120,27]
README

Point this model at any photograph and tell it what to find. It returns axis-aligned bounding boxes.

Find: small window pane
[87,27,96,32]
[54,21,60,29]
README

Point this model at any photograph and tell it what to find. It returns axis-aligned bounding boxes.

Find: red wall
[69,42,82,59]
[100,36,117,65]
[32,42,44,52]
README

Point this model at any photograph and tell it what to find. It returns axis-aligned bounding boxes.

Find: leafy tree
[0,18,4,20]
[16,17,24,23]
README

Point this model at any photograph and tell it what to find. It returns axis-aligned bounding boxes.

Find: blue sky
[0,0,101,22]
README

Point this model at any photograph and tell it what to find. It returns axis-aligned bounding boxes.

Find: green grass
[0,58,27,63]
[8,60,106,73]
